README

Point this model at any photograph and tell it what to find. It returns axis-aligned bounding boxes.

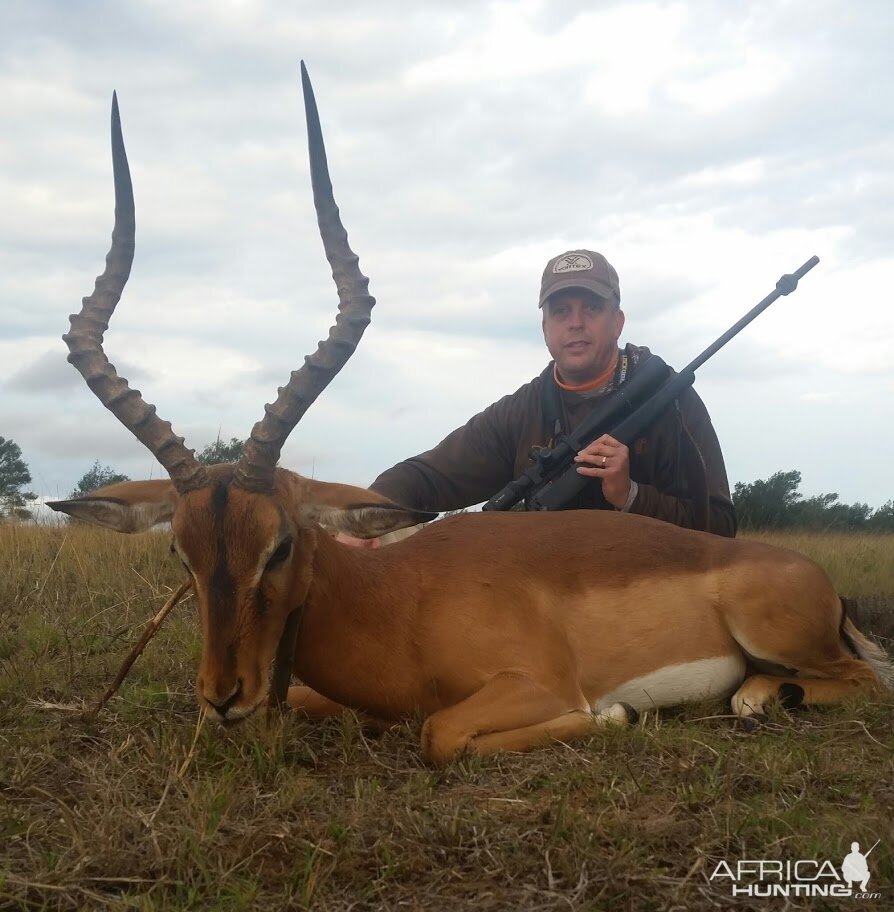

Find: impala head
[171,466,309,721]
[174,465,425,721]
[49,64,432,722]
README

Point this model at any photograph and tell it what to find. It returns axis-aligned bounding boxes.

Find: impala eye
[267,536,293,568]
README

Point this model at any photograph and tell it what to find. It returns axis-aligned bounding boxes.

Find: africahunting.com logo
[710,839,882,899]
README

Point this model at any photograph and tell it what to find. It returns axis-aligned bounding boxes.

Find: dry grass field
[1,522,892,910]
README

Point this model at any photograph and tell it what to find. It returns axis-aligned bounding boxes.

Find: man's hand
[573,433,631,508]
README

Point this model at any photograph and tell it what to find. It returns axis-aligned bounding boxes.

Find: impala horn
[233,61,375,494]
[63,93,208,494]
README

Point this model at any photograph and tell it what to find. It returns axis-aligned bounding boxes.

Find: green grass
[1,523,892,910]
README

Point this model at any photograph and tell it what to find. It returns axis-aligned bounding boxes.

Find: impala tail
[841,602,894,689]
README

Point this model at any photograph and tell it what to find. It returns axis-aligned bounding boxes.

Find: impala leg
[283,685,394,732]
[468,702,635,758]
[285,684,349,719]
[421,672,633,765]
[731,658,882,719]
[729,587,888,720]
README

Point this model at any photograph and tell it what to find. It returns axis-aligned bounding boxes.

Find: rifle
[482,256,820,513]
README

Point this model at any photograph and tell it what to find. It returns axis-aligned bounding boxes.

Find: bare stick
[84,578,193,719]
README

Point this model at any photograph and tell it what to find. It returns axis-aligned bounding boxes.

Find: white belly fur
[593,654,747,713]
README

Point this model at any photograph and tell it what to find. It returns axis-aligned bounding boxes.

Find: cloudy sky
[3,0,893,511]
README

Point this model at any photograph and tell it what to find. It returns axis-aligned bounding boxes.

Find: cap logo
[553,253,594,274]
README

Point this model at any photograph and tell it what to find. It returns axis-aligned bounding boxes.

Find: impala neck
[304,530,391,615]
[293,530,417,714]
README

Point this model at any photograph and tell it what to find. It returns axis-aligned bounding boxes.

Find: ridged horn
[233,61,375,494]
[63,94,208,494]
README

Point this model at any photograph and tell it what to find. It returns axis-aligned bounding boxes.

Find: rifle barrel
[685,256,819,375]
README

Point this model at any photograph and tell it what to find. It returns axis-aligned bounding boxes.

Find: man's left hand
[574,433,631,509]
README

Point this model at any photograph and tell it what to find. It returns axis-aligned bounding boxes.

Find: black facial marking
[211,551,235,605]
[211,482,229,518]
[210,483,235,619]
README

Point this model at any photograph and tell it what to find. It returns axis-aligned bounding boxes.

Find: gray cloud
[3,0,893,507]
[5,350,79,392]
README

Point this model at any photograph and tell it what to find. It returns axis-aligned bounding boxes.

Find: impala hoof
[737,713,767,733]
[601,702,637,726]
[619,702,639,724]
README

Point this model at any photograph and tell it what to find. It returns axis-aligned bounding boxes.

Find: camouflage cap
[538,249,621,308]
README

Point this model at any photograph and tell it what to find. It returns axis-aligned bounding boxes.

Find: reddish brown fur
[52,468,890,763]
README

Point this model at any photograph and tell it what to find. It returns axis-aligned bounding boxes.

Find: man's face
[542,289,625,385]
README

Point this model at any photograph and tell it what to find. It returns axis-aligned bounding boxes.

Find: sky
[3,0,893,512]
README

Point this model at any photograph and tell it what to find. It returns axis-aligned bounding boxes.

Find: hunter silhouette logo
[710,838,882,900]
[553,253,594,274]
[842,840,879,893]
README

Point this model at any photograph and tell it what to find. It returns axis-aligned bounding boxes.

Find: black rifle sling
[540,362,565,444]
[676,402,711,533]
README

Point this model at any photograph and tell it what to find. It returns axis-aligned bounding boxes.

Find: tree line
[2,434,892,531]
[0,436,245,520]
[733,470,894,532]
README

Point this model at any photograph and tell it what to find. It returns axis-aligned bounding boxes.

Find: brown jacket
[371,344,736,536]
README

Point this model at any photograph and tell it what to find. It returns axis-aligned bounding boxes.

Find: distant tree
[732,470,802,529]
[735,469,886,532]
[0,436,37,520]
[868,500,894,532]
[197,436,245,465]
[791,491,840,529]
[792,493,872,531]
[836,501,872,528]
[70,461,130,498]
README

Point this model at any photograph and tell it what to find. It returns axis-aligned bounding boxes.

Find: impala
[50,65,892,765]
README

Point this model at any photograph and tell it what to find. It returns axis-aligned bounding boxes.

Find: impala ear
[297,479,436,538]
[47,479,178,533]
[302,502,437,538]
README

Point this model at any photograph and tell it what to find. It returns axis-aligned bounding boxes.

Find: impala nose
[205,679,243,717]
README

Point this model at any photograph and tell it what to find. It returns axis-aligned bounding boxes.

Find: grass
[1,523,892,910]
